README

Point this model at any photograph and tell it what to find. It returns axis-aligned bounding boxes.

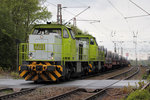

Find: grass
[0,66,21,79]
[0,67,4,73]
[124,80,148,100]
[10,71,20,79]
[126,89,150,100]
[121,83,134,94]
[3,90,14,94]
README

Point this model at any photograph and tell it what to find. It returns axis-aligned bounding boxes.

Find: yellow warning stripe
[89,64,92,68]
[20,70,28,77]
[45,62,51,65]
[32,62,37,65]
[57,65,63,72]
[54,70,61,77]
[41,74,48,81]
[32,75,38,81]
[49,73,56,81]
[25,73,32,80]
[89,69,92,72]
[19,66,21,71]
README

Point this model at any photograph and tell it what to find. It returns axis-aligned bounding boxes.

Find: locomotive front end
[19,24,63,82]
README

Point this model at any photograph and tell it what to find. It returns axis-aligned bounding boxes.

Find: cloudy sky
[44,0,150,60]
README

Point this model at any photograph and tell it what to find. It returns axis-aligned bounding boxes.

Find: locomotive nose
[36,65,43,71]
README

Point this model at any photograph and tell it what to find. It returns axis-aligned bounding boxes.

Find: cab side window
[90,38,94,45]
[63,29,69,38]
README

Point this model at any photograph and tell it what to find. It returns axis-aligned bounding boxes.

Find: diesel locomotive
[19,23,129,82]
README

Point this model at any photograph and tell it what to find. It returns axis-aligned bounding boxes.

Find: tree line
[0,0,51,70]
[0,0,88,71]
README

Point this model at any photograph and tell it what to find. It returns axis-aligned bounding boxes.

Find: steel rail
[84,67,139,100]
[44,67,136,100]
[0,83,47,100]
[106,67,134,79]
[141,82,150,90]
[0,88,36,100]
[44,88,87,100]
[81,66,129,79]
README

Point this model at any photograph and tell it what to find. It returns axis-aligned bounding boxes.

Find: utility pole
[121,47,123,56]
[120,41,124,56]
[111,31,117,53]
[114,42,117,53]
[73,17,76,26]
[57,4,62,24]
[133,31,138,67]
[112,41,117,53]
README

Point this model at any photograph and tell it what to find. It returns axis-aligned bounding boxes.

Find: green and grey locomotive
[19,23,129,82]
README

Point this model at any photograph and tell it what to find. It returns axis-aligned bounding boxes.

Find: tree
[0,0,52,70]
[67,24,89,35]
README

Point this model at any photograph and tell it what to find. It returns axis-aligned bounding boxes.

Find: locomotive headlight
[51,57,54,60]
[40,35,44,39]
[29,52,33,59]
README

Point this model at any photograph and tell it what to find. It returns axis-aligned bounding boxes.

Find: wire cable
[129,0,150,15]
[125,0,150,19]
[107,0,125,18]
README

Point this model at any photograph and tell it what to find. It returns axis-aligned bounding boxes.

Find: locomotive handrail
[19,43,102,65]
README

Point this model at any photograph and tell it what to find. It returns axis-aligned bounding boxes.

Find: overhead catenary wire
[46,1,92,24]
[129,0,150,15]
[64,6,90,25]
[106,0,125,18]
[106,0,132,32]
[125,0,150,19]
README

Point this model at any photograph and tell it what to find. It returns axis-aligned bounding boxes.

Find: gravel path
[130,66,147,80]
[12,87,76,100]
[99,88,129,100]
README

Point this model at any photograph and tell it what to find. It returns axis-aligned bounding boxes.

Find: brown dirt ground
[12,87,77,100]
[130,66,147,80]
[98,66,148,100]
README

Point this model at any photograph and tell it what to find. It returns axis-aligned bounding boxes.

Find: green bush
[126,89,150,100]
[10,72,19,79]
[0,67,4,73]
[147,74,150,81]
[142,73,147,79]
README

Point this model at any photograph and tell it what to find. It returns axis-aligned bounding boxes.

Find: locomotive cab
[19,24,76,82]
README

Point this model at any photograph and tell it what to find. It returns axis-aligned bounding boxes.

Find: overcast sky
[44,0,150,60]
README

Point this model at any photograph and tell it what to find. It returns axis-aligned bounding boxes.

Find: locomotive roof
[75,34,95,38]
[33,24,68,29]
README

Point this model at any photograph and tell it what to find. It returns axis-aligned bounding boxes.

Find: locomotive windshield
[32,28,61,35]
[69,29,75,39]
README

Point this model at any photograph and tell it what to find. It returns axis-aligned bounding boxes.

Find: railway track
[0,84,47,100]
[44,67,139,100]
[0,88,36,100]
[85,67,139,100]
[0,67,133,100]
[0,88,13,93]
[81,66,128,79]
[141,82,150,90]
